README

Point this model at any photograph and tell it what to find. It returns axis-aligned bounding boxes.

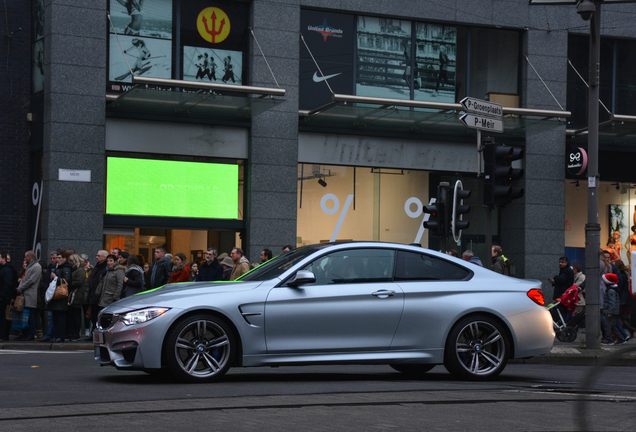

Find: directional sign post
[458,97,505,176]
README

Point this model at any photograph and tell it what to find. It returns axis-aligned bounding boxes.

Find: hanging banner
[299,10,355,110]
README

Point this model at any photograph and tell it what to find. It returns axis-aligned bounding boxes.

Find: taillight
[527,288,545,306]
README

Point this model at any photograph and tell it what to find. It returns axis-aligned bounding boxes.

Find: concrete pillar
[41,1,107,257]
[246,0,300,263]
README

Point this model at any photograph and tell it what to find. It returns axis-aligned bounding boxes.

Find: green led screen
[106,157,239,219]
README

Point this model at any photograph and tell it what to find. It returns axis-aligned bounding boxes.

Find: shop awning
[299,94,570,141]
[106,77,286,121]
[567,114,636,148]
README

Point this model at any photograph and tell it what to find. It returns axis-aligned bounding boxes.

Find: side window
[395,251,470,281]
[301,249,395,285]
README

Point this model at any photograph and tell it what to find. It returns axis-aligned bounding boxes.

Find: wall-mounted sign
[58,169,91,182]
[567,147,588,176]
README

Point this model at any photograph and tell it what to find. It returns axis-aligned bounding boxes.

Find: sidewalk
[1,337,636,367]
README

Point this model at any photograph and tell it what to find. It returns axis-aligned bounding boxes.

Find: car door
[264,248,404,354]
[390,250,473,350]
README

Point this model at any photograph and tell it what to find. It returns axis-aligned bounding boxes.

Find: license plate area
[93,332,104,344]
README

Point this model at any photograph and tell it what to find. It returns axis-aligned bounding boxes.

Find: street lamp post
[582,0,601,350]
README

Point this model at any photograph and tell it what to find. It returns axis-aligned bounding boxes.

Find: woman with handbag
[67,254,86,341]
[47,250,73,343]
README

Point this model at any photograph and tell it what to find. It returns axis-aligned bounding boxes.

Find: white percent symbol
[32,181,43,261]
[321,193,354,242]
[404,197,437,244]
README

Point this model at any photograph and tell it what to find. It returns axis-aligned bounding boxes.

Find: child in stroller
[548,284,585,342]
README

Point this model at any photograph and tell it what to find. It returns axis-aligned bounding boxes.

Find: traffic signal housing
[423,184,449,236]
[451,181,470,242]
[483,142,524,207]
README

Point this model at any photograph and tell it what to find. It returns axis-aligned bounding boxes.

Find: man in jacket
[549,256,574,301]
[601,273,626,345]
[230,248,250,281]
[84,250,108,341]
[491,245,508,275]
[16,250,42,341]
[461,250,483,267]
[0,251,17,341]
[40,251,59,341]
[198,248,224,282]
[150,247,172,289]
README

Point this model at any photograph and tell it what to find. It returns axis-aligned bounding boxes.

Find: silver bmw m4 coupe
[94,242,554,382]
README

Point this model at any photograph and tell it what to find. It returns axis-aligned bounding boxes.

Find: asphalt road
[1,350,635,431]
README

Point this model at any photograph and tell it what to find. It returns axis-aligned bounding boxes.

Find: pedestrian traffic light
[451,180,470,242]
[423,200,445,235]
[423,183,449,236]
[483,142,525,207]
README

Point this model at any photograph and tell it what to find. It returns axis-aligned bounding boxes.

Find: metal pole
[585,2,601,350]
[485,206,492,273]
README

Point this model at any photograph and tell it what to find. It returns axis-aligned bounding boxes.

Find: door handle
[372,290,396,298]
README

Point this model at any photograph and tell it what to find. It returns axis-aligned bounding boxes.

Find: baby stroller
[548,284,586,342]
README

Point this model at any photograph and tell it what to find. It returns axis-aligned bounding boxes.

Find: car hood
[102,280,264,313]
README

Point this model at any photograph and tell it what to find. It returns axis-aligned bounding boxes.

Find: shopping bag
[5,304,12,321]
[13,296,24,312]
[45,276,58,303]
[12,309,29,330]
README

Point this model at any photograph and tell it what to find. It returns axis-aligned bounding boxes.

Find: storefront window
[565,180,636,267]
[297,164,429,246]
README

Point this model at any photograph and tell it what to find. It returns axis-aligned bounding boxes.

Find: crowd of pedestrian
[0,244,289,343]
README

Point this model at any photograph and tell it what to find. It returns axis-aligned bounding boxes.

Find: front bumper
[93,309,178,370]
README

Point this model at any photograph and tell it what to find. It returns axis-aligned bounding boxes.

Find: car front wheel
[165,314,235,383]
[444,315,509,381]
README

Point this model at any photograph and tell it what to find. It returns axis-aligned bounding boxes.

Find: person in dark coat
[122,255,145,298]
[66,254,86,341]
[85,250,108,341]
[198,248,224,282]
[150,247,172,288]
[0,251,17,342]
[40,251,59,341]
[549,256,574,301]
[47,250,73,342]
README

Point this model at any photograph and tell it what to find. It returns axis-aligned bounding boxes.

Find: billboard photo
[109,0,173,39]
[183,46,242,85]
[109,34,172,83]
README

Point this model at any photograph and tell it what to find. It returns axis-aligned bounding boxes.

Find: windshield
[238,244,331,282]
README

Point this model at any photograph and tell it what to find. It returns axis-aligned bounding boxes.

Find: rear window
[395,251,471,281]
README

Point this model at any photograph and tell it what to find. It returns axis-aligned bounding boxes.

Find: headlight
[117,308,171,326]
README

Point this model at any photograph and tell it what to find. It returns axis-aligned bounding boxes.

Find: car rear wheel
[444,315,509,381]
[390,364,436,376]
[165,314,235,383]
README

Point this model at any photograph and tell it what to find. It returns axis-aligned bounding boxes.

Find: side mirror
[287,270,316,287]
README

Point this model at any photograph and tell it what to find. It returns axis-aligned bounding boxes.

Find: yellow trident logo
[197,7,230,44]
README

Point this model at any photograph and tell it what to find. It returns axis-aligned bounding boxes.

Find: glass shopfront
[565,180,636,268]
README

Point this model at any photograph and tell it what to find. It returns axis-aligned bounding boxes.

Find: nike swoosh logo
[313,72,342,82]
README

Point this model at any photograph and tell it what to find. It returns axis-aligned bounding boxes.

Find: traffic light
[483,142,524,207]
[423,184,448,236]
[451,180,470,242]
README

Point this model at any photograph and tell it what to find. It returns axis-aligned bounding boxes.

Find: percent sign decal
[32,181,43,261]
[321,194,354,242]
[404,197,437,244]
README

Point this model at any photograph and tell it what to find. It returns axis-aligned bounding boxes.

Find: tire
[390,364,436,377]
[444,315,509,381]
[164,314,235,383]
[556,326,578,343]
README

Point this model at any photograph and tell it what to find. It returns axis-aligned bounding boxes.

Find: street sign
[460,97,503,117]
[460,113,504,133]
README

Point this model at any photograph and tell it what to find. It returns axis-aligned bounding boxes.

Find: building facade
[2,0,636,298]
